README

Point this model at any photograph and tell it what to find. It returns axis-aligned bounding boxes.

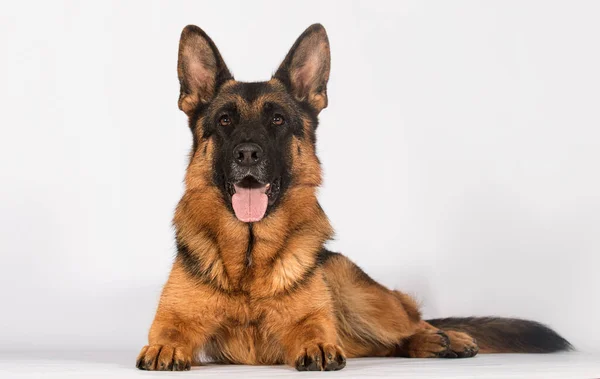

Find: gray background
[1,0,598,353]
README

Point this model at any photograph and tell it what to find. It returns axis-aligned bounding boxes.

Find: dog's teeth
[266,183,271,189]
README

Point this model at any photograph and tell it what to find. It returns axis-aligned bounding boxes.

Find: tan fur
[137,116,345,368]
[137,24,481,372]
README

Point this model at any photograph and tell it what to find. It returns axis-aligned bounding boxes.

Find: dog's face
[177,24,330,222]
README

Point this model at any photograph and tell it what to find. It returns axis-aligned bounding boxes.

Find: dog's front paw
[294,343,346,371]
[136,344,191,371]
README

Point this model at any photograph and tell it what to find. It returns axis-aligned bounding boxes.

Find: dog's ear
[274,24,331,114]
[177,25,232,116]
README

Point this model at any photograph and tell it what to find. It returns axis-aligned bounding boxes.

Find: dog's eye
[272,114,285,126]
[218,115,231,127]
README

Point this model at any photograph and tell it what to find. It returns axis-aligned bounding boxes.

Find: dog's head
[178,24,330,223]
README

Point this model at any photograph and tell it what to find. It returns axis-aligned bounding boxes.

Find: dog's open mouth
[227,177,280,222]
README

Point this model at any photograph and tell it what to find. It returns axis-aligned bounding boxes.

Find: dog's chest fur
[172,188,335,364]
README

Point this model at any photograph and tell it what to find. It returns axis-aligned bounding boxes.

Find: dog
[136,24,572,371]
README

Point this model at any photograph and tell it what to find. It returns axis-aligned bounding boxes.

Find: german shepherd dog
[136,24,572,371]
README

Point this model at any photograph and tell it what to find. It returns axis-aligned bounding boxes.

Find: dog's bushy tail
[427,317,573,353]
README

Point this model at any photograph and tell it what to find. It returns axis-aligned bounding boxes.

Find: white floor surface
[1,351,599,379]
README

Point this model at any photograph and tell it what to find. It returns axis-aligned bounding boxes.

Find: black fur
[245,224,254,267]
[176,238,245,296]
[316,249,338,266]
[427,317,573,353]
[203,82,307,218]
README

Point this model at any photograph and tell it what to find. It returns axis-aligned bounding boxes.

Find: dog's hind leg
[392,321,479,358]
[321,251,478,358]
[321,252,421,357]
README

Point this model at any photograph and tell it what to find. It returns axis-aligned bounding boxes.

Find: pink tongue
[232,184,268,222]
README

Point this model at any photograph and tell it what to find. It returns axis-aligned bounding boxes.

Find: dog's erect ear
[274,24,331,113]
[177,25,232,116]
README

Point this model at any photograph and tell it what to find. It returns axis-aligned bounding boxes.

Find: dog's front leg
[135,264,222,371]
[281,310,347,371]
[136,308,219,371]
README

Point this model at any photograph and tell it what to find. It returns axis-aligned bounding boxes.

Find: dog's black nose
[233,143,263,166]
